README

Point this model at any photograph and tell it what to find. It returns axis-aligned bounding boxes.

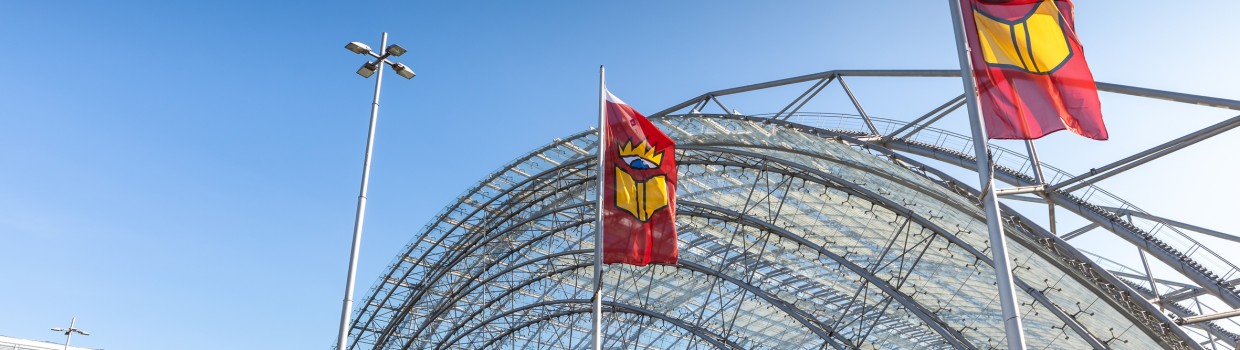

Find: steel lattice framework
[344,70,1240,350]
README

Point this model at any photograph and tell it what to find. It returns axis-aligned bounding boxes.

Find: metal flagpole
[592,65,606,350]
[336,32,388,350]
[947,1,1028,349]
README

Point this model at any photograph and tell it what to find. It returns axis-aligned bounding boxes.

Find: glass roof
[344,115,1192,350]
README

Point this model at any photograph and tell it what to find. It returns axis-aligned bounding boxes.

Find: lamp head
[385,44,407,57]
[356,61,378,78]
[392,62,416,79]
[345,42,372,55]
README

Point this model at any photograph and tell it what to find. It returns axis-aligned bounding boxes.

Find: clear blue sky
[2,1,1238,349]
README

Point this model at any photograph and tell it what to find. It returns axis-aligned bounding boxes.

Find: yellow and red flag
[961,0,1107,140]
[602,90,678,266]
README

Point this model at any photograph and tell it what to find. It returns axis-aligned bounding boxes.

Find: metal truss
[648,69,1240,349]
[344,70,1240,350]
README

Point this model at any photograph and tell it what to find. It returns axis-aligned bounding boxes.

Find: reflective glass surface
[345,115,1186,350]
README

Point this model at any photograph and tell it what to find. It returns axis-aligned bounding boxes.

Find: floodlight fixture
[345,42,372,55]
[392,62,416,79]
[356,61,378,78]
[386,44,407,57]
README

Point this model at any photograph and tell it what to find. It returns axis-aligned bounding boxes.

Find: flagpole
[948,1,1028,349]
[592,65,606,350]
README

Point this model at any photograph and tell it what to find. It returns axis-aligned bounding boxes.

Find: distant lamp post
[49,317,89,350]
[335,32,415,350]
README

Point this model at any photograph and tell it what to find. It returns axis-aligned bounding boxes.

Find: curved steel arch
[473,308,737,350]
[363,142,977,349]
[678,134,1168,349]
[431,256,856,350]
[395,140,1082,349]
[404,203,594,341]
[675,117,1194,348]
[673,115,1200,346]
[677,144,1111,347]
[350,130,599,350]
[679,201,975,349]
[882,135,1240,308]
[389,129,987,350]
[440,299,736,350]
[382,200,859,348]
[409,219,873,350]
[371,162,597,348]
[684,113,1205,342]
[420,259,829,350]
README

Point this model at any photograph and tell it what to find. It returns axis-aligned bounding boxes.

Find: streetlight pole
[335,32,416,350]
[49,317,89,350]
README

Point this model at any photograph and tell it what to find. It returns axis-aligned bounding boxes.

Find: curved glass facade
[344,115,1196,349]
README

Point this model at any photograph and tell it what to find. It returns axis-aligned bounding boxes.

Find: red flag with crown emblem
[961,0,1107,140]
[602,90,677,266]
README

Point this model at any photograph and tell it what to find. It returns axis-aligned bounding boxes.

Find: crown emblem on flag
[618,139,664,169]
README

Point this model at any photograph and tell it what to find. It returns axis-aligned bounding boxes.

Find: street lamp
[344,37,416,80]
[335,32,416,350]
[49,317,89,350]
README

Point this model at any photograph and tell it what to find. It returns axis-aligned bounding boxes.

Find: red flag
[961,0,1107,140]
[602,90,678,266]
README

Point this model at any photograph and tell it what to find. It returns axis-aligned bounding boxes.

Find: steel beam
[1108,270,1198,290]
[836,75,882,135]
[710,95,735,115]
[774,77,832,120]
[1177,309,1240,326]
[1101,206,1240,244]
[1162,287,1210,304]
[1049,114,1240,194]
[995,185,1046,196]
[1095,82,1240,111]
[885,94,966,139]
[1062,223,1100,241]
[781,77,834,121]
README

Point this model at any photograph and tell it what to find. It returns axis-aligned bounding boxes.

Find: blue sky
[2,1,1238,349]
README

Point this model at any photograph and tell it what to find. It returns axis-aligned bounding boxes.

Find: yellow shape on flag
[618,139,664,167]
[973,0,1071,74]
[615,167,669,222]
